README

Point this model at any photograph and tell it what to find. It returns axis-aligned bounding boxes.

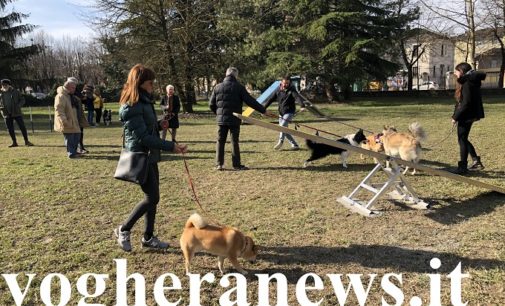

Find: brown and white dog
[180,213,258,275]
[360,132,385,163]
[382,122,427,175]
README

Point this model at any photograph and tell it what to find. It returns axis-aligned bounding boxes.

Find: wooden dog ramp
[234,113,505,217]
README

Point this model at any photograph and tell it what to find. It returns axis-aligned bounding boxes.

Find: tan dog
[382,122,427,175]
[180,213,258,275]
[360,133,385,163]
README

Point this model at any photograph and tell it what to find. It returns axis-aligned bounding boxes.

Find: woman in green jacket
[114,64,188,252]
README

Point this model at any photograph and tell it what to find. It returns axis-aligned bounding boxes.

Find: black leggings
[457,121,477,162]
[5,116,29,144]
[122,163,160,237]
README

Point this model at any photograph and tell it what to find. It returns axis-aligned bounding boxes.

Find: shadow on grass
[253,163,375,172]
[425,191,505,225]
[257,244,505,282]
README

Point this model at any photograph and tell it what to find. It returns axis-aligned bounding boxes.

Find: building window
[492,60,498,68]
[441,44,444,56]
[433,65,436,78]
[413,67,418,76]
[440,64,445,76]
[412,44,419,57]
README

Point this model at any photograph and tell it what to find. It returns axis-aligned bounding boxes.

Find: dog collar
[375,133,383,144]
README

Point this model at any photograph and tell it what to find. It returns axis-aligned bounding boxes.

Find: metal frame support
[337,160,430,217]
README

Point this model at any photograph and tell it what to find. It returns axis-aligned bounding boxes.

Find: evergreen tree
[0,0,38,81]
[224,0,419,100]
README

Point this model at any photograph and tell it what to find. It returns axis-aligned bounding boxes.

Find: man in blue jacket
[209,67,269,170]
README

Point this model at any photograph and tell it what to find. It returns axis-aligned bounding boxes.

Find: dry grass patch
[1,101,504,305]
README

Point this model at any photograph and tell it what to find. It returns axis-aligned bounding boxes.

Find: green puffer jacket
[119,91,174,163]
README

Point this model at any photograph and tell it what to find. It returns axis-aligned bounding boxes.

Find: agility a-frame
[234,113,505,217]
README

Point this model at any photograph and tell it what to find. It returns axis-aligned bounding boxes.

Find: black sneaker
[233,165,249,171]
[8,143,18,148]
[25,141,34,146]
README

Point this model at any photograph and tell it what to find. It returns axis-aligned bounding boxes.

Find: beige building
[405,31,455,89]
[454,29,504,88]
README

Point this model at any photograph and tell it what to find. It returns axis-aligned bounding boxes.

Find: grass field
[1,98,505,305]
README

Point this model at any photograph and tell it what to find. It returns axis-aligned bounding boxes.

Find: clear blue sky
[7,0,95,38]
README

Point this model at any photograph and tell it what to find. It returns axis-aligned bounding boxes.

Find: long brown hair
[119,64,156,105]
[454,62,472,103]
[454,82,462,103]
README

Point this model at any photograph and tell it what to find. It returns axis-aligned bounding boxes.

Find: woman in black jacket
[451,62,485,174]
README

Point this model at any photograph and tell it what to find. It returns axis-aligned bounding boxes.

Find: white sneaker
[114,225,132,252]
[273,142,283,150]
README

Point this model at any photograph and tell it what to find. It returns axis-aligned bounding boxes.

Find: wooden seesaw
[234,113,505,217]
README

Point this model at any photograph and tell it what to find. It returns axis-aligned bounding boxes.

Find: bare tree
[25,31,105,91]
[419,0,482,67]
[482,0,505,87]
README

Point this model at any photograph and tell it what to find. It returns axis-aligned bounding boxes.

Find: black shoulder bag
[113,127,149,185]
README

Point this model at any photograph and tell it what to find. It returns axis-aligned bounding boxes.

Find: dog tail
[185,213,208,229]
[408,122,427,143]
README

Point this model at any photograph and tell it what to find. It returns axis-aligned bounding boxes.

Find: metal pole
[29,106,34,133]
[48,105,52,132]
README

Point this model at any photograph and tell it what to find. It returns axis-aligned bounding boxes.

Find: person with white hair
[159,84,180,142]
[53,77,89,158]
[0,79,33,147]
[209,67,270,170]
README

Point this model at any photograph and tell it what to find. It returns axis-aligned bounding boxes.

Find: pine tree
[0,0,39,81]
[225,0,419,100]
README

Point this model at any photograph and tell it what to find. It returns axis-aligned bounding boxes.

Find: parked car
[413,81,439,90]
[31,92,48,99]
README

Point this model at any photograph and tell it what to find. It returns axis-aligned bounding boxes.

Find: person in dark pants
[0,79,33,147]
[93,88,104,125]
[451,62,486,175]
[160,84,181,142]
[114,64,188,252]
[209,67,270,171]
[82,84,95,126]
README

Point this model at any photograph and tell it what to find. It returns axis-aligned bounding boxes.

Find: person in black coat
[451,62,486,174]
[264,75,308,150]
[160,84,181,142]
[209,67,270,170]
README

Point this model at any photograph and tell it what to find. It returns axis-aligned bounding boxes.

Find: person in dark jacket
[0,79,34,147]
[264,75,308,150]
[160,84,181,142]
[114,64,188,252]
[82,84,95,126]
[451,62,486,175]
[209,67,270,170]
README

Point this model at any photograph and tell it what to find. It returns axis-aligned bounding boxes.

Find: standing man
[54,78,88,158]
[264,75,308,150]
[209,67,269,170]
[0,79,34,147]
